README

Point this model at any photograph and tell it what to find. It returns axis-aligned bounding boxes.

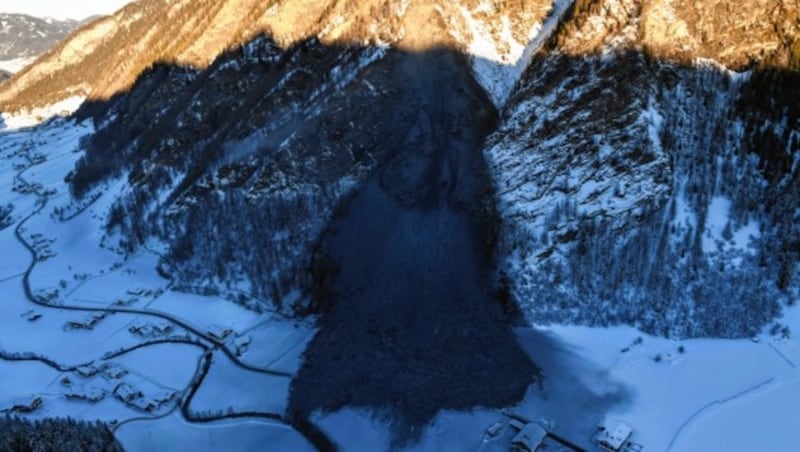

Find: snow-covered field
[306,313,800,451]
[540,317,800,452]
[116,413,316,451]
[0,117,315,450]
[1,113,798,451]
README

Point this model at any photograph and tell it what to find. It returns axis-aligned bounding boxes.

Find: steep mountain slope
[487,0,800,337]
[0,0,796,337]
[0,0,552,111]
[0,13,79,74]
[0,0,557,311]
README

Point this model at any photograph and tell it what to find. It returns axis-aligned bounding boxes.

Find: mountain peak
[0,12,79,63]
[0,0,554,112]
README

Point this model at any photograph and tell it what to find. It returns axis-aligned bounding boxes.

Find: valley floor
[0,118,797,451]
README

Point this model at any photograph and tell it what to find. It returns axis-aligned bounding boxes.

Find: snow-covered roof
[114,383,141,402]
[511,423,547,451]
[594,422,633,451]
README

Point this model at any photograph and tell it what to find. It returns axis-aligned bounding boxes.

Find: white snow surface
[115,413,315,452]
[539,322,800,452]
[0,57,35,74]
[1,96,86,130]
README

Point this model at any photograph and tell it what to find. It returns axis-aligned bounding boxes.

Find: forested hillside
[0,416,121,451]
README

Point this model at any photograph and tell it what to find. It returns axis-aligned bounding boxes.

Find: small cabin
[114,384,143,403]
[593,421,640,452]
[208,325,233,340]
[106,366,128,379]
[233,335,252,356]
[486,421,503,438]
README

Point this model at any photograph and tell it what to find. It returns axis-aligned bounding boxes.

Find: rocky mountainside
[0,13,79,62]
[1,0,557,309]
[0,0,798,342]
[0,0,551,110]
[487,0,800,337]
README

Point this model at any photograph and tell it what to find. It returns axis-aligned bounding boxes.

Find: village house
[208,325,233,340]
[511,422,548,452]
[593,421,643,452]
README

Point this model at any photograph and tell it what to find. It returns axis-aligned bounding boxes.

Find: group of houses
[482,411,643,452]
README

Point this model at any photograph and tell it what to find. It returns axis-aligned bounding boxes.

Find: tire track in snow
[666,377,776,451]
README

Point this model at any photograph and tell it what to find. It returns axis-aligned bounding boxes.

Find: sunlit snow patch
[456,0,575,107]
[0,57,36,74]
[702,196,760,256]
[1,96,85,130]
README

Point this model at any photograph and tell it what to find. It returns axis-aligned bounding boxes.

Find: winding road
[5,136,335,451]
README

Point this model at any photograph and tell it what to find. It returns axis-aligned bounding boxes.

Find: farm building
[480,412,584,452]
[592,421,643,452]
[511,422,548,451]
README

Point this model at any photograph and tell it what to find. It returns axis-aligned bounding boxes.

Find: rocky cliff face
[639,0,799,69]
[487,0,800,337]
[1,0,799,340]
